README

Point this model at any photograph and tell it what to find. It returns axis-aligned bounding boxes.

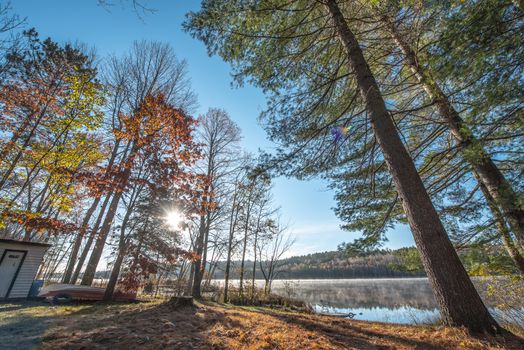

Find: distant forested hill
[211,249,425,280]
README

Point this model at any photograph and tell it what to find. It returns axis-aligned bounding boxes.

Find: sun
[165,210,183,230]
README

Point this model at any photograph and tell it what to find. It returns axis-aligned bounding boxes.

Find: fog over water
[215,278,522,325]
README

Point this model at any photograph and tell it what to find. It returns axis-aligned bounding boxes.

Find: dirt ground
[1,300,523,350]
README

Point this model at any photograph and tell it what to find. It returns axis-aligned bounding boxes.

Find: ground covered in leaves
[1,300,523,349]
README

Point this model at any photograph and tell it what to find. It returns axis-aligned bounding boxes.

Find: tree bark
[80,139,136,286]
[62,196,102,283]
[70,193,112,284]
[103,244,126,301]
[103,187,137,300]
[383,15,524,245]
[185,261,195,296]
[326,0,499,333]
[80,188,126,286]
[66,139,122,283]
[475,173,524,276]
[191,213,207,298]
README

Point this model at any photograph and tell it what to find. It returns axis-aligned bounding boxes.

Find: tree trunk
[80,141,134,286]
[251,228,258,301]
[0,107,48,191]
[103,190,137,300]
[205,259,219,289]
[103,244,126,301]
[65,139,122,283]
[196,212,212,295]
[191,214,207,298]
[475,172,524,276]
[62,196,102,283]
[326,0,500,333]
[186,261,195,296]
[239,221,249,302]
[224,189,239,302]
[80,189,125,286]
[70,193,112,284]
[383,15,524,245]
[264,279,270,295]
[201,213,211,274]
[239,193,255,301]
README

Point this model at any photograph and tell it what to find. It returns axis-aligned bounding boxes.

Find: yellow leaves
[61,72,105,131]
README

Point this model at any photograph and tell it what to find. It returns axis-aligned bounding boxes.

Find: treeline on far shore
[210,249,426,280]
[209,244,521,280]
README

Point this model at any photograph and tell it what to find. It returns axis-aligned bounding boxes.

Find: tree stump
[169,296,194,307]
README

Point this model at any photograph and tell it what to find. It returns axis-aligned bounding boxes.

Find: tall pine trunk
[475,172,524,276]
[326,0,499,333]
[382,15,524,244]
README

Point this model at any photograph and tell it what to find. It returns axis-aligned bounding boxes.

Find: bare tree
[258,219,295,295]
[237,168,271,301]
[191,108,241,298]
[222,166,248,302]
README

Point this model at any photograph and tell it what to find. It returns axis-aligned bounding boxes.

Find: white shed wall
[0,242,48,299]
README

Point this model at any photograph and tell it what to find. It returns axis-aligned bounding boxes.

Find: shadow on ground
[0,301,63,350]
[2,300,523,349]
[38,300,232,349]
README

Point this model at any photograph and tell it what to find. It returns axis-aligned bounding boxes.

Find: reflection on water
[217,278,522,326]
[312,305,440,324]
[269,278,439,324]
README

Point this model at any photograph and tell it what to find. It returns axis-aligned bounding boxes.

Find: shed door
[0,250,26,298]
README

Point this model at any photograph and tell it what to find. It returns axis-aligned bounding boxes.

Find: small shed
[0,238,51,300]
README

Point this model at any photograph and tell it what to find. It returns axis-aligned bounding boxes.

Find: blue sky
[13,0,415,256]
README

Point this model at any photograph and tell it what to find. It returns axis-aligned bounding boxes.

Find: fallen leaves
[6,301,519,350]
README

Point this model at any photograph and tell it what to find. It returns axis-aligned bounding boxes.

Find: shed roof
[0,238,52,247]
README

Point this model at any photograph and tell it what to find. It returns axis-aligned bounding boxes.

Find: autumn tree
[0,30,105,242]
[76,41,197,286]
[103,93,200,300]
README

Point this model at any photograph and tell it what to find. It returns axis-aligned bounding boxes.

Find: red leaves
[1,209,78,236]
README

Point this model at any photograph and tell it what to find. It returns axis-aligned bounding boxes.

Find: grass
[0,299,523,349]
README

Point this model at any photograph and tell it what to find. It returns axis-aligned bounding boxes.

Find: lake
[214,278,523,326]
[269,278,439,324]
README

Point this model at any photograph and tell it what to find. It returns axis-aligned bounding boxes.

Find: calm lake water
[269,278,439,324]
[215,278,523,326]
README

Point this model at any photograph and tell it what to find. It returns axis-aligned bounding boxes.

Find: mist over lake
[214,278,523,326]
